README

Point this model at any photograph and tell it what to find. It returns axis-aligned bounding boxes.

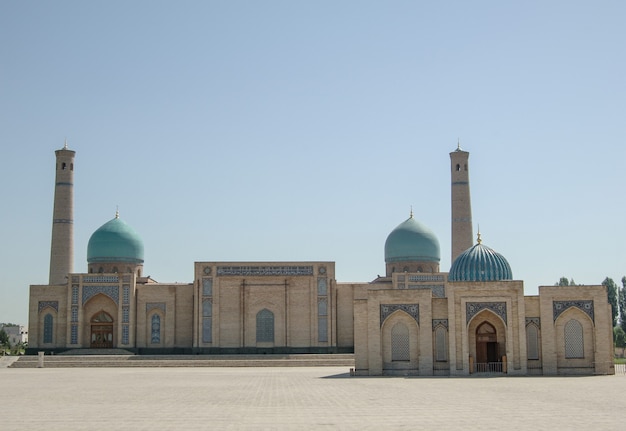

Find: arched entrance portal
[475,322,501,372]
[90,311,114,348]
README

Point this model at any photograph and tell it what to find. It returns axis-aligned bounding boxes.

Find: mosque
[28,143,614,375]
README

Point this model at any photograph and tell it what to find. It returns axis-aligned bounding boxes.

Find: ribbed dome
[448,237,512,282]
[87,215,144,264]
[384,215,440,264]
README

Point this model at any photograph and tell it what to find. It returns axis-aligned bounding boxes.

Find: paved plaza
[1,365,624,430]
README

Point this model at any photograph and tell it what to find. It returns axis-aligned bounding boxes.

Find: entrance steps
[9,353,355,368]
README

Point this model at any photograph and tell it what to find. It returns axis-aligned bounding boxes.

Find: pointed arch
[554,307,595,373]
[381,309,419,374]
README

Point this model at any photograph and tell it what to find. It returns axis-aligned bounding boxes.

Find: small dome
[384,215,440,264]
[87,215,144,264]
[449,236,512,281]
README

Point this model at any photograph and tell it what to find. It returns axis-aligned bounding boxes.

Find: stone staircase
[9,353,355,368]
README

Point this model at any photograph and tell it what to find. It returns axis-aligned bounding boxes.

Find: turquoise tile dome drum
[87,215,144,264]
[448,237,512,281]
[384,215,440,264]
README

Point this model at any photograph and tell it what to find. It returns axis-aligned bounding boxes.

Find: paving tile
[0,367,623,430]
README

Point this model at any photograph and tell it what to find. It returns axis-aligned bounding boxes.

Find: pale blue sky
[1,1,625,324]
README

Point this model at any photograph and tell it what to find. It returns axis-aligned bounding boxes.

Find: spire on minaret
[63,138,68,150]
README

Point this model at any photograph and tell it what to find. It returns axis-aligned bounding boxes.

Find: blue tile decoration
[408,274,445,282]
[71,286,79,305]
[433,319,449,330]
[122,325,129,345]
[217,265,313,276]
[82,285,119,305]
[380,304,419,327]
[202,298,212,317]
[525,317,540,328]
[70,325,78,344]
[123,285,130,304]
[553,300,594,322]
[466,302,507,324]
[317,278,327,296]
[71,306,78,322]
[38,301,59,313]
[407,284,445,298]
[83,275,119,283]
[122,306,129,323]
[202,278,213,296]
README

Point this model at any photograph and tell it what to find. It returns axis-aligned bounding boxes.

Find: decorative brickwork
[553,300,594,322]
[466,302,507,324]
[380,304,419,327]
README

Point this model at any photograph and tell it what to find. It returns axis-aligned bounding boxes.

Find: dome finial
[410,206,414,219]
[115,206,119,219]
[477,224,482,244]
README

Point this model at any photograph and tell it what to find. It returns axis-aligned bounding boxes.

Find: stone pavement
[1,366,624,430]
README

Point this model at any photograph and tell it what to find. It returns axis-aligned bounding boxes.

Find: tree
[602,277,619,327]
[617,276,626,333]
[614,327,626,357]
[556,277,570,286]
[0,329,8,355]
[555,277,576,286]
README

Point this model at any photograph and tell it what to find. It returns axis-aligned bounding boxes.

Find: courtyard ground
[1,365,624,430]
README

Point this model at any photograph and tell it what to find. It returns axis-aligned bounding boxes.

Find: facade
[0,325,28,346]
[28,144,614,375]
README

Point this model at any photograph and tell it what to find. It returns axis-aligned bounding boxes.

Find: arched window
[391,322,410,361]
[526,324,539,360]
[43,314,53,344]
[564,319,584,358]
[456,164,461,171]
[151,314,161,344]
[435,326,447,361]
[256,309,274,343]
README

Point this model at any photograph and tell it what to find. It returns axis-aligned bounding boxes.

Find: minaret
[450,142,473,264]
[49,141,75,285]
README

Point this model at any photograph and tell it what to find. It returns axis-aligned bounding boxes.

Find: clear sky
[1,1,625,325]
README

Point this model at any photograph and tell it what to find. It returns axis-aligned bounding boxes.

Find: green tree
[620,277,626,333]
[555,277,576,286]
[614,327,626,357]
[556,277,570,286]
[0,329,9,354]
[602,277,619,327]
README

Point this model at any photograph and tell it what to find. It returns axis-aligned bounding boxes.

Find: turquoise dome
[449,238,512,282]
[384,215,440,263]
[87,216,144,264]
